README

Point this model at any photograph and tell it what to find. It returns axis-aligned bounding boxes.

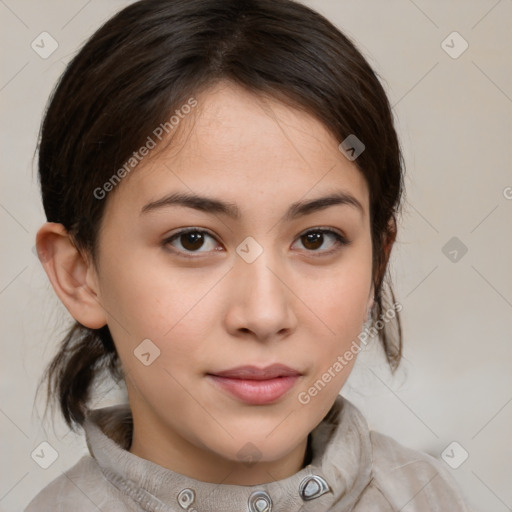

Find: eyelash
[162,227,350,259]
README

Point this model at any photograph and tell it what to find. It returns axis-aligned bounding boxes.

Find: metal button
[299,475,330,500]
[177,488,195,509]
[248,490,273,512]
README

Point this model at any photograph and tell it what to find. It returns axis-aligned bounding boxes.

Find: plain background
[1,0,511,510]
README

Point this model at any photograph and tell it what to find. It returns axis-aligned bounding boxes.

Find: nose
[224,248,297,342]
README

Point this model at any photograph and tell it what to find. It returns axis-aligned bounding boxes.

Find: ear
[35,222,107,329]
[366,284,375,321]
[369,216,398,317]
[382,216,397,270]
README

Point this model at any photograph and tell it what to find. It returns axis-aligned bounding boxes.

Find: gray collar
[84,395,372,512]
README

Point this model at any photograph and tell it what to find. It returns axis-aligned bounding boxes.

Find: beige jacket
[25,396,474,511]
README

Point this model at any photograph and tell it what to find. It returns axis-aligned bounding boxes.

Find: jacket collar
[84,395,372,512]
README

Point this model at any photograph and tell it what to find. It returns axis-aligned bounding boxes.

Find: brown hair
[37,0,404,429]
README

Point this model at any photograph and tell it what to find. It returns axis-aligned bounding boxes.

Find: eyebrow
[140,190,364,222]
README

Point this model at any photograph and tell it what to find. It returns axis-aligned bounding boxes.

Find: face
[90,81,374,483]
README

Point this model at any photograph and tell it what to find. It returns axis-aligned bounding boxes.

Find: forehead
[104,81,369,220]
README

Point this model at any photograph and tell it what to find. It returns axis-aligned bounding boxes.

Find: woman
[27,0,473,510]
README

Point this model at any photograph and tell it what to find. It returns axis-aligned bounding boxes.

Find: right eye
[162,228,222,257]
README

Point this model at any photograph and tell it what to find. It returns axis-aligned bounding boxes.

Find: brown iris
[180,232,206,251]
[301,232,323,251]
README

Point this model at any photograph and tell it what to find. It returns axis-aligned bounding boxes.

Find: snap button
[299,475,330,500]
[177,488,195,509]
[248,490,273,512]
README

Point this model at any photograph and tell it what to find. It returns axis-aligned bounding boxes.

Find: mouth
[207,364,302,405]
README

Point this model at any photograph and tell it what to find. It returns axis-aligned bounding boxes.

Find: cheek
[295,243,372,383]
[98,254,217,370]
[306,247,372,333]
[98,249,181,329]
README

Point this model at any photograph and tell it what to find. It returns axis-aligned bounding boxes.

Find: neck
[128,413,309,485]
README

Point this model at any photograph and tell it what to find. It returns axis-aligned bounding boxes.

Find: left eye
[292,228,348,254]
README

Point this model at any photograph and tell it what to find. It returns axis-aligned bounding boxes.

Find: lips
[211,364,301,380]
[207,364,302,405]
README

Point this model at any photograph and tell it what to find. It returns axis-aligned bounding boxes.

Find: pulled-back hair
[38,0,404,429]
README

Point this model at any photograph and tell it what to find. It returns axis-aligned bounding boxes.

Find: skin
[37,81,387,485]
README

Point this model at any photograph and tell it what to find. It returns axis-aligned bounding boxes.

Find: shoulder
[367,430,473,511]
[24,455,135,512]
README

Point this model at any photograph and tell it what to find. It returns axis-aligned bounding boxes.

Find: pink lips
[207,364,301,405]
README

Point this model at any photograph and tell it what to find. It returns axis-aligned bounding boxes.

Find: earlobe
[35,222,107,329]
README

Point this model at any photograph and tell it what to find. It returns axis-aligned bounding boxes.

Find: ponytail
[43,323,121,428]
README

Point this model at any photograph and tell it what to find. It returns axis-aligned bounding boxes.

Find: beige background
[1,1,511,510]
